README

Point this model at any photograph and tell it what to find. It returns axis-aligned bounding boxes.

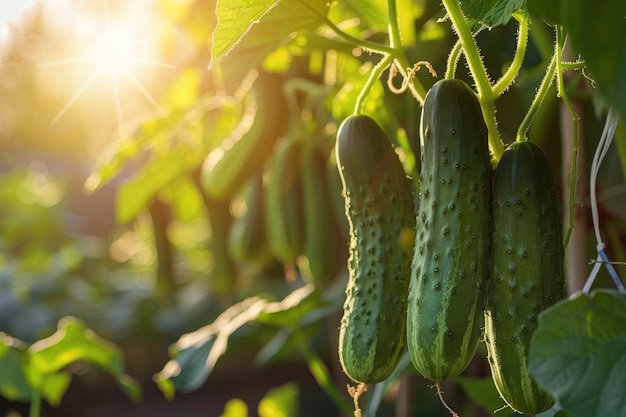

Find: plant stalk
[440,0,504,159]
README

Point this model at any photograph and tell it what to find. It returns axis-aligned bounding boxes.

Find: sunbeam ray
[39,57,92,67]
[51,70,101,126]
[126,71,167,117]
[43,0,173,129]
[134,57,176,69]
[112,75,123,137]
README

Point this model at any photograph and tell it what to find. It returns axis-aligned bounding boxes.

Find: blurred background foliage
[0,0,625,416]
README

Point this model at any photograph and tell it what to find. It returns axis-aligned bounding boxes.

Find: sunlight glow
[40,0,173,132]
[92,26,136,75]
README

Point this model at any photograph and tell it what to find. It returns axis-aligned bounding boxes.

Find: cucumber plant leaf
[527,0,626,120]
[528,289,626,417]
[460,0,526,28]
[155,284,318,398]
[23,317,141,405]
[211,0,329,69]
[155,296,268,397]
[0,334,31,402]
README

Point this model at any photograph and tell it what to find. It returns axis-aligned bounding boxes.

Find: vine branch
[556,27,581,248]
[516,53,557,142]
[493,12,529,96]
[440,0,504,160]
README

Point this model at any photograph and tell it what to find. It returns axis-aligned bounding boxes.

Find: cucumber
[263,137,304,266]
[227,172,273,273]
[202,72,287,200]
[298,143,337,284]
[407,78,491,382]
[485,141,564,415]
[336,114,415,384]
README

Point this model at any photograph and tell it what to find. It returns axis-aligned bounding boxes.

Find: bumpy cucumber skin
[408,79,491,382]
[336,115,415,384]
[485,141,564,415]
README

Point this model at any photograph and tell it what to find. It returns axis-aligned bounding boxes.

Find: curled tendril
[387,61,437,94]
[347,383,368,417]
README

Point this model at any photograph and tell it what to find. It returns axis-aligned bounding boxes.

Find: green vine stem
[386,0,428,103]
[355,53,394,114]
[493,12,529,97]
[294,329,353,414]
[445,39,463,79]
[440,0,505,160]
[324,2,429,112]
[29,391,41,417]
[555,27,581,248]
[440,0,491,98]
[323,16,396,56]
[387,0,402,49]
[516,53,557,142]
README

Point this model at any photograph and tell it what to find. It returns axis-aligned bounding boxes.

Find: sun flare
[92,26,136,75]
[40,0,173,131]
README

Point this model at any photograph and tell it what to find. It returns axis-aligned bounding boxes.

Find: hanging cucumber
[263,137,304,266]
[201,72,288,200]
[485,141,565,415]
[407,78,491,382]
[298,143,337,284]
[227,172,273,273]
[336,114,415,384]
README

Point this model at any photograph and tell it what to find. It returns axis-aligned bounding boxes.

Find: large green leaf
[211,0,278,63]
[528,289,626,417]
[460,0,526,28]
[115,147,199,223]
[26,317,141,405]
[527,0,626,120]
[254,284,321,328]
[0,334,31,402]
[154,284,319,398]
[154,296,269,397]
[211,0,329,78]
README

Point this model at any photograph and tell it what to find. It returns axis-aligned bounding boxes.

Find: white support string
[582,107,626,293]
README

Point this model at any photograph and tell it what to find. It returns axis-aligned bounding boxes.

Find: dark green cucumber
[263,137,304,265]
[336,114,415,384]
[485,141,564,415]
[408,78,491,382]
[227,172,273,272]
[298,143,337,284]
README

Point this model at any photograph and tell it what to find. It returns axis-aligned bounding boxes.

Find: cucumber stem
[387,0,402,49]
[555,27,581,248]
[29,391,41,417]
[440,0,491,99]
[445,39,463,79]
[515,53,557,142]
[355,53,394,114]
[440,0,504,160]
[493,12,529,97]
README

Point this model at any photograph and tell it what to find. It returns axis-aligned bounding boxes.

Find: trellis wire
[582,107,626,294]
